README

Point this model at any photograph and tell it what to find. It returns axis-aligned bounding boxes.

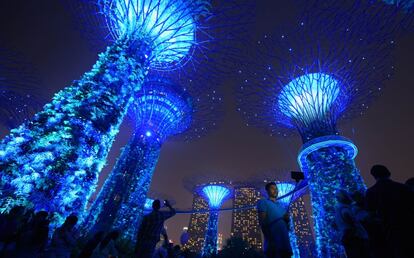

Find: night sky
[0,0,413,244]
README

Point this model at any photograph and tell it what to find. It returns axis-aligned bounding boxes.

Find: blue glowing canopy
[276,182,296,206]
[278,73,341,124]
[129,79,193,142]
[202,185,231,208]
[100,0,205,68]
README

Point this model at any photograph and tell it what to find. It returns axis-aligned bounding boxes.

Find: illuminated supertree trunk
[298,135,365,256]
[199,184,232,256]
[0,40,150,221]
[204,209,219,256]
[83,132,160,238]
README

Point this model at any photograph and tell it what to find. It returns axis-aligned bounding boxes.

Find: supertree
[196,182,232,257]
[82,77,222,241]
[236,1,402,255]
[0,0,249,222]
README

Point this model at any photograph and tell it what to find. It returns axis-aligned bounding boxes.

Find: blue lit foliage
[83,80,194,241]
[203,210,219,256]
[202,185,231,209]
[200,184,231,256]
[0,41,147,222]
[298,136,366,257]
[100,0,209,69]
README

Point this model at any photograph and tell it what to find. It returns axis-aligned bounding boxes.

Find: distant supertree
[237,1,402,256]
[196,182,232,257]
[82,77,222,241]
[0,0,248,221]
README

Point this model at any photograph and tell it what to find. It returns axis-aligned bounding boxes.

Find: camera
[291,171,305,182]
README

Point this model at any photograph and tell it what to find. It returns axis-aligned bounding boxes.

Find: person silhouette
[135,199,176,258]
[48,214,79,258]
[257,182,292,258]
[365,165,414,258]
[12,210,50,257]
[78,231,104,258]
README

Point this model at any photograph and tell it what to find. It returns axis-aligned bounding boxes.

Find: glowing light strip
[298,136,358,169]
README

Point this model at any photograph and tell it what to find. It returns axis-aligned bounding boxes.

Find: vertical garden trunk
[85,132,161,241]
[203,209,219,256]
[298,136,366,257]
[0,39,150,222]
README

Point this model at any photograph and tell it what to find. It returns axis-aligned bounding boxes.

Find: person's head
[336,190,352,205]
[370,165,391,180]
[405,177,414,190]
[265,182,278,198]
[152,199,161,211]
[64,214,78,228]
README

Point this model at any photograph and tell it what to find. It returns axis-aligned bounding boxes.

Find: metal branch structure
[0,0,249,222]
[82,77,222,242]
[237,1,404,256]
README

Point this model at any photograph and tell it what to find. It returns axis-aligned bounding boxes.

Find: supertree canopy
[82,77,222,241]
[0,0,246,222]
[237,1,402,256]
[198,183,232,256]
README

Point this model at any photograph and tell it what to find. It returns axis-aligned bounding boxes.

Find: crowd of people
[0,208,122,258]
[1,164,413,258]
[334,165,414,258]
[0,198,185,258]
[256,165,414,258]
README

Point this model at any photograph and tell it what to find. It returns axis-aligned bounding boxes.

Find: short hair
[371,165,391,179]
[265,182,277,192]
[152,199,161,210]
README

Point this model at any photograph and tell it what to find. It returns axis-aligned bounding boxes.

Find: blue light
[202,185,230,208]
[101,0,200,67]
[131,80,193,142]
[144,198,154,210]
[278,73,341,123]
[276,182,295,206]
